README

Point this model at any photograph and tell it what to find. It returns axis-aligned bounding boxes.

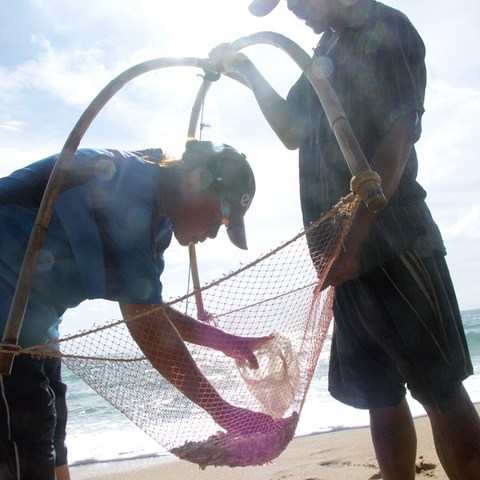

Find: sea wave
[65,309,480,466]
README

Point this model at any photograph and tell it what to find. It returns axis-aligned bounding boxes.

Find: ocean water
[64,309,480,467]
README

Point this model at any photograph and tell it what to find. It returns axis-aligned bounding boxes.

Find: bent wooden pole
[228,31,387,213]
[185,72,252,323]
[0,57,212,375]
[187,77,214,321]
[0,56,255,375]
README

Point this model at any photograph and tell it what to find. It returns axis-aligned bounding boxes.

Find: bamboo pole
[187,77,214,321]
[0,57,211,375]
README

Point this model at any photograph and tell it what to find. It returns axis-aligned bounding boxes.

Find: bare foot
[415,456,436,473]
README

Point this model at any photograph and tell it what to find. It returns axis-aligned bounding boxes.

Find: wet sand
[72,404,480,479]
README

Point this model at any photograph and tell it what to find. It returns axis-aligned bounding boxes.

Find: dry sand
[72,405,480,480]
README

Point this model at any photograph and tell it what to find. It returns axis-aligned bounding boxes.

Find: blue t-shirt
[0,148,172,347]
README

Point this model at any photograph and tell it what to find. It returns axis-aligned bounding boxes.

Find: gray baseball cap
[249,0,281,16]
[182,140,255,250]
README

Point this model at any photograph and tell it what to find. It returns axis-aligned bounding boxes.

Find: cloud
[20,42,109,106]
[0,120,26,133]
[415,78,480,309]
[444,206,480,240]
[0,146,54,177]
[418,80,480,192]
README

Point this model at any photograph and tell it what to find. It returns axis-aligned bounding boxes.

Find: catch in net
[29,193,360,469]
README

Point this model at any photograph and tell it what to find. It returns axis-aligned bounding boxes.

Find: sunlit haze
[1,1,479,335]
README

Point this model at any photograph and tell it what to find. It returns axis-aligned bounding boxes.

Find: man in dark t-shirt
[210,0,480,478]
[0,141,273,480]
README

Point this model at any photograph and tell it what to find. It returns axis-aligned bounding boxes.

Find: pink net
[27,194,359,469]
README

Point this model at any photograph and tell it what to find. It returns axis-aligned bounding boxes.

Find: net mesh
[15,194,360,469]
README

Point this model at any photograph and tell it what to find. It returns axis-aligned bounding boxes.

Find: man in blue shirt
[0,140,272,480]
[210,0,480,478]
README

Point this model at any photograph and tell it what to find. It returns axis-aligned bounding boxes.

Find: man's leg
[44,357,70,480]
[1,356,56,480]
[0,376,21,480]
[369,398,417,480]
[424,384,480,480]
[55,464,71,480]
[330,278,416,480]
[330,250,477,479]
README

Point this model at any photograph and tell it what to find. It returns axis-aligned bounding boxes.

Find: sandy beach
[72,405,480,480]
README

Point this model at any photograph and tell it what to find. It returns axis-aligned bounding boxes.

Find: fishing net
[21,194,360,469]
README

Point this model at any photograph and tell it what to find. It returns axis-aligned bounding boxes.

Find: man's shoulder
[373,2,413,25]
[359,1,424,55]
[73,147,162,182]
[372,2,422,39]
[74,147,162,164]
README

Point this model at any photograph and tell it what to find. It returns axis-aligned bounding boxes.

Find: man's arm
[0,151,99,207]
[0,156,56,207]
[160,305,270,369]
[120,303,274,432]
[209,47,301,150]
[325,111,417,287]
[120,303,228,413]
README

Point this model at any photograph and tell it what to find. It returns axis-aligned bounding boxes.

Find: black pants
[329,250,473,409]
[0,355,67,480]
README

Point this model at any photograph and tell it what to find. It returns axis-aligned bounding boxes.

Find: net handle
[186,77,213,321]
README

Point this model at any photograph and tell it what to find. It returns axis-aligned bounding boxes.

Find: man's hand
[322,248,360,289]
[221,334,274,369]
[208,43,249,74]
[214,404,276,434]
[321,205,374,289]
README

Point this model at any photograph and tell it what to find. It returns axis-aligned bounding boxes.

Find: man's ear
[186,167,214,192]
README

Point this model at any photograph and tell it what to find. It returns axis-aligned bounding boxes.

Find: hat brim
[248,0,281,17]
[226,210,248,250]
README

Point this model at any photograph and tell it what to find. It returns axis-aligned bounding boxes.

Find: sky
[1,0,479,334]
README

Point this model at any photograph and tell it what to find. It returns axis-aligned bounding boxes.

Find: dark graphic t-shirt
[287,0,445,273]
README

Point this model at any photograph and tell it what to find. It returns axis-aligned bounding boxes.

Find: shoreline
[70,452,166,468]
[68,425,366,469]
[73,404,480,480]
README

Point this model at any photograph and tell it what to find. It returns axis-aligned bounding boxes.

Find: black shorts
[329,250,473,409]
[0,355,68,480]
